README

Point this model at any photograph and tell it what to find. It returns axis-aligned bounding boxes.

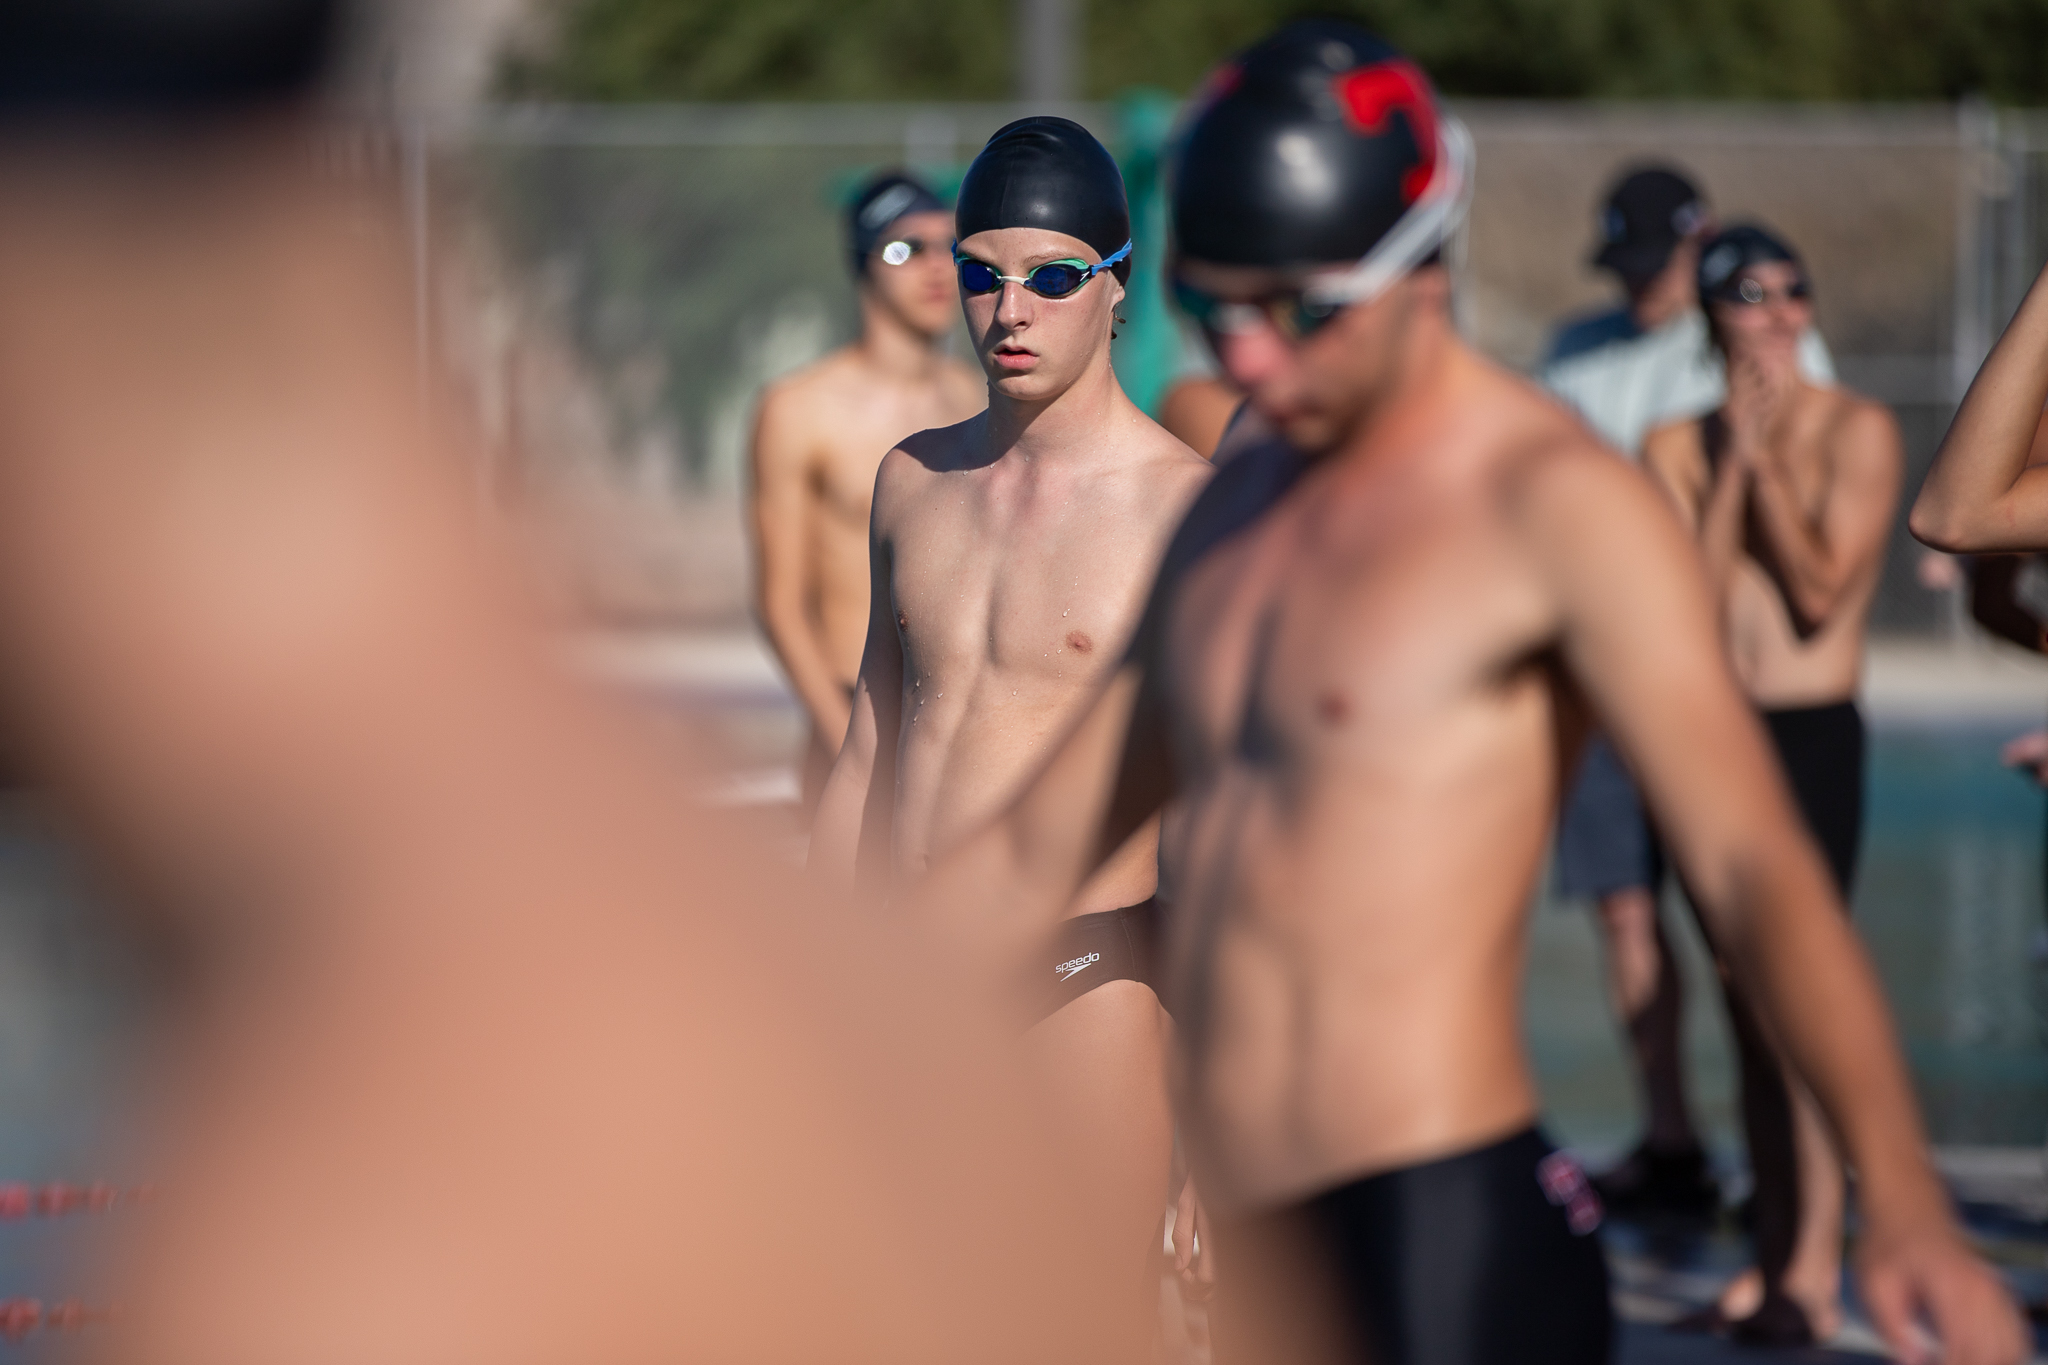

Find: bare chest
[1166,490,1554,780]
[887,473,1159,695]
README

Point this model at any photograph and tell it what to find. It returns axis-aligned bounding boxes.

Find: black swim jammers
[1216,1129,1613,1365]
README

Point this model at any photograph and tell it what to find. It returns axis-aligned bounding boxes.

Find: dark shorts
[1556,734,1663,900]
[1032,900,1160,1024]
[1217,1129,1614,1365]
[1761,700,1865,898]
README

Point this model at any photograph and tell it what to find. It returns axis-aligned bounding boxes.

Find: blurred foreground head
[1167,20,1471,453]
[0,0,338,115]
[0,8,1129,1364]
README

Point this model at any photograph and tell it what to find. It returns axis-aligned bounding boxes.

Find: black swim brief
[1216,1128,1613,1365]
[1031,900,1160,1024]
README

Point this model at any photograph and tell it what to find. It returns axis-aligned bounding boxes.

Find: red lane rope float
[0,1184,153,1341]
[0,1298,120,1342]
[0,1183,153,1219]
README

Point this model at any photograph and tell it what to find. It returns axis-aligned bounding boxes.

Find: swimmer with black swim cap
[915,19,2025,1365]
[813,114,1214,1355]
[751,168,980,811]
[1644,220,1904,1346]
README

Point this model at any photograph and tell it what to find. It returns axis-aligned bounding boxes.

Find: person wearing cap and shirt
[750,171,984,814]
[1541,167,1838,1220]
[1644,223,1903,1348]
[910,21,2024,1365]
[810,118,1212,1356]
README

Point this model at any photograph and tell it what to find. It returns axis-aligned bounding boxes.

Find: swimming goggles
[878,236,937,266]
[1171,116,1475,343]
[953,240,1133,299]
[1721,277,1811,307]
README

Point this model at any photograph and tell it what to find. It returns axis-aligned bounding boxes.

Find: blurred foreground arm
[1912,260,2048,552]
[1535,456,2024,1365]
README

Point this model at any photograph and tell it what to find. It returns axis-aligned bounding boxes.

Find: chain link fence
[407,99,2048,634]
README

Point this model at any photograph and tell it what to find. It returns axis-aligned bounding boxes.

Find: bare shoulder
[1819,385,1903,470]
[754,347,861,446]
[872,415,983,527]
[1497,406,1688,552]
[759,345,859,411]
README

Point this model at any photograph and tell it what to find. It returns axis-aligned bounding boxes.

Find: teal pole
[1111,88,1183,418]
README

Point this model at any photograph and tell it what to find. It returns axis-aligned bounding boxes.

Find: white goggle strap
[1303,115,1476,311]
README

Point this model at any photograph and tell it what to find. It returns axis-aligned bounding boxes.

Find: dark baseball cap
[1591,167,1709,286]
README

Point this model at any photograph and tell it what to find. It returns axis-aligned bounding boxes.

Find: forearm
[1746,460,1841,626]
[1913,262,2048,551]
[1714,844,1949,1230]
[758,596,854,742]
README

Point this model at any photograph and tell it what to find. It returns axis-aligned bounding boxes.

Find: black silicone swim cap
[0,0,341,118]
[956,116,1132,284]
[847,170,947,277]
[1697,223,1805,305]
[1172,20,1452,270]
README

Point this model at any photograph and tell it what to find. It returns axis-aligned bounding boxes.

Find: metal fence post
[1015,0,1075,105]
[1952,96,1996,405]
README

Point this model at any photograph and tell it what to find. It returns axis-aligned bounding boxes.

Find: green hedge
[506,0,2048,104]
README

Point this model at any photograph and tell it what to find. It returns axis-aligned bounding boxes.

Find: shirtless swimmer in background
[750,171,983,808]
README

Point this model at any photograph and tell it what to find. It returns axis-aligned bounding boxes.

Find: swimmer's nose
[1212,323,1291,392]
[996,278,1032,329]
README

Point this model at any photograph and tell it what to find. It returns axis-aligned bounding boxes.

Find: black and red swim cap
[1171,21,1458,271]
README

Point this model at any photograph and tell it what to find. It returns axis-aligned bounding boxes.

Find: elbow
[1907,499,1970,554]
[1785,575,1848,637]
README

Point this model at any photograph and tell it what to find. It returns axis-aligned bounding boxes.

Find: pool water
[1530,720,2048,1157]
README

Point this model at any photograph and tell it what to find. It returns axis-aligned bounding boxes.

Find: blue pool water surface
[1530,718,2048,1155]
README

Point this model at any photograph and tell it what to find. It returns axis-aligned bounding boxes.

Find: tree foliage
[504,0,2048,103]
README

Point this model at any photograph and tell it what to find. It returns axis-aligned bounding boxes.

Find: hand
[1856,1220,2026,1365]
[1169,1174,1214,1304]
[1725,352,1790,463]
[2001,728,2048,785]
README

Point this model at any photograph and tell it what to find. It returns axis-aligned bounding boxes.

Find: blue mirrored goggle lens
[1024,263,1088,297]
[957,259,1002,294]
